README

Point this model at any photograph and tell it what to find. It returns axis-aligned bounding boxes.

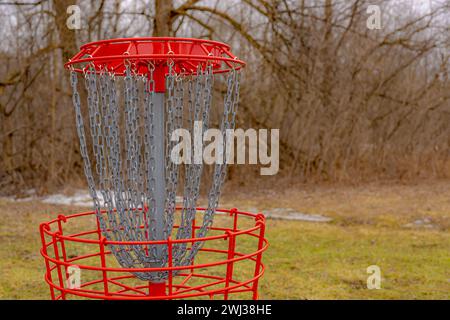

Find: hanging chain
[181,67,239,266]
[71,61,240,281]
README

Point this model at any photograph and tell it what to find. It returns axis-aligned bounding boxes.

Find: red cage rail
[39,207,268,300]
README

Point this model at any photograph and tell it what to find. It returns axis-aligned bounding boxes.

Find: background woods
[0,0,449,194]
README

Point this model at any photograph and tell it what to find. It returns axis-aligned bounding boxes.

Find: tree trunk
[153,0,173,36]
[53,0,78,62]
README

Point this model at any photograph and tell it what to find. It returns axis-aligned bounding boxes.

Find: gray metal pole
[152,92,166,265]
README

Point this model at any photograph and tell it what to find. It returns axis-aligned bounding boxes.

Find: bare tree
[0,0,449,193]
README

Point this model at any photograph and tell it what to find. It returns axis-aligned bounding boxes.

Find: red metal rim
[39,207,268,300]
[65,37,246,76]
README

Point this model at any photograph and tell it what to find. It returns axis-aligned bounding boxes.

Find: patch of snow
[25,189,36,195]
[4,190,186,207]
[403,218,435,229]
[41,190,99,207]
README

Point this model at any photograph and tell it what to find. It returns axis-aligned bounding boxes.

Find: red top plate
[65,37,245,76]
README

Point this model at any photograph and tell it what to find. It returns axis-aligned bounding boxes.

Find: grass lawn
[0,180,449,299]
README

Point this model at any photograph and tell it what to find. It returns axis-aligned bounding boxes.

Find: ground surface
[0,180,449,299]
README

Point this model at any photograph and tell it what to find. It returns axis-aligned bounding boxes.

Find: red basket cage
[39,208,268,300]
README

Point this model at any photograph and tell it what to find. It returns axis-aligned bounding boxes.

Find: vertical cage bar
[40,224,55,300]
[231,208,238,232]
[224,230,236,300]
[56,215,69,280]
[52,232,66,300]
[99,237,109,297]
[252,215,266,300]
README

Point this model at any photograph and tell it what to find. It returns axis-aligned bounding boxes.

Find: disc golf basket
[39,38,268,300]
